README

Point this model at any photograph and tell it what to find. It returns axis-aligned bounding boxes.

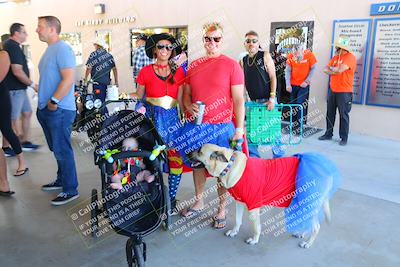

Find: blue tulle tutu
[145,105,183,147]
[284,153,341,233]
[173,122,235,166]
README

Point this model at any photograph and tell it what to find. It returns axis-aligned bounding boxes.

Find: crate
[245,102,282,145]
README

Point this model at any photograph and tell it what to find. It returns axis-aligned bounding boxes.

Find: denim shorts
[9,89,32,120]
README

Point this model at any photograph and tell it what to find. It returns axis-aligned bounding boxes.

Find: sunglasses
[204,36,222,43]
[156,44,174,51]
[245,39,258,44]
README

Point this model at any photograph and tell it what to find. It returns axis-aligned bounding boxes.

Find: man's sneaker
[2,147,16,157]
[339,139,347,146]
[42,181,63,191]
[51,192,79,206]
[21,142,40,151]
[318,134,332,141]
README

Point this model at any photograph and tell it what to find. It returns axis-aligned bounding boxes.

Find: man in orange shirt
[285,44,317,135]
[319,36,356,146]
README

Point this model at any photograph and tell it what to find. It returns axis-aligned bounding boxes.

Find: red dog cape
[228,153,341,234]
[228,157,299,210]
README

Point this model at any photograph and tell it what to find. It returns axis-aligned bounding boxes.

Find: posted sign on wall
[367,18,400,108]
[332,19,372,104]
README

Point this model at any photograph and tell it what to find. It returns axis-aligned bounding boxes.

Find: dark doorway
[269,21,314,123]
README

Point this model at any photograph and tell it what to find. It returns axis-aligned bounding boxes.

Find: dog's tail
[323,200,331,224]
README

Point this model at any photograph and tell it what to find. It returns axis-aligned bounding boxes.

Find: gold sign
[75,16,136,27]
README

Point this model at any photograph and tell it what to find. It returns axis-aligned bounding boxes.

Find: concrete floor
[1,123,400,267]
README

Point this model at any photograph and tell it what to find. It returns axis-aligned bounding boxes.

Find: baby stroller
[91,100,171,267]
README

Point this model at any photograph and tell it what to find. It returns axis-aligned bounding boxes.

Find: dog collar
[219,154,236,178]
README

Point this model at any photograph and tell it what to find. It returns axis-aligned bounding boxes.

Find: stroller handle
[101,99,138,106]
[100,150,161,175]
[109,150,153,161]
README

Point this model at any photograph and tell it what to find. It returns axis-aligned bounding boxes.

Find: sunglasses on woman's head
[245,39,258,44]
[204,36,222,43]
[156,44,174,51]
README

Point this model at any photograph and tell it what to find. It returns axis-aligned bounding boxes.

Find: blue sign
[370,2,400,16]
[330,20,372,104]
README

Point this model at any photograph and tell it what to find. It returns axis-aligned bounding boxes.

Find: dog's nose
[187,149,199,160]
[186,149,204,169]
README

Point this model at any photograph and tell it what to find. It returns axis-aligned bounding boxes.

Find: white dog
[190,144,340,248]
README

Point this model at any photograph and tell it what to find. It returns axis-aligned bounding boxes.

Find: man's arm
[112,67,118,86]
[231,84,245,140]
[84,67,91,81]
[264,52,277,110]
[239,58,250,102]
[183,84,198,116]
[299,64,317,88]
[324,64,349,75]
[305,64,317,82]
[285,64,292,92]
[48,68,75,110]
[10,64,34,86]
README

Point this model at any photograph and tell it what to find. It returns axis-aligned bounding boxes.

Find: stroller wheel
[91,189,99,238]
[162,185,172,231]
[133,243,145,267]
[127,239,145,267]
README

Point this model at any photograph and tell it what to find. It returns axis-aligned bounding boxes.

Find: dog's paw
[225,229,238,238]
[292,233,305,239]
[245,237,259,245]
[299,241,312,249]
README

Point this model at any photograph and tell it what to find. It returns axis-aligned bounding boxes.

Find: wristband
[51,96,60,104]
[235,127,244,135]
[30,82,35,88]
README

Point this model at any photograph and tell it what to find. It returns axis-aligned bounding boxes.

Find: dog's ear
[210,151,229,162]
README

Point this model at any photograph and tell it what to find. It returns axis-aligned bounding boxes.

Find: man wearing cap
[85,38,118,102]
[319,35,356,146]
[285,43,317,135]
[132,34,153,87]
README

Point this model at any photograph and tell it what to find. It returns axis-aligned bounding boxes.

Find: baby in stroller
[110,138,156,190]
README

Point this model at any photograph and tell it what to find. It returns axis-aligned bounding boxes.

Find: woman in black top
[0,51,14,195]
[0,50,28,177]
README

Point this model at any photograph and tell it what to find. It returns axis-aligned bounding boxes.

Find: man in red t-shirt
[285,44,317,134]
[319,35,356,146]
[179,22,245,229]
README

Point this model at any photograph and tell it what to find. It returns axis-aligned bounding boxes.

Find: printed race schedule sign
[367,18,400,108]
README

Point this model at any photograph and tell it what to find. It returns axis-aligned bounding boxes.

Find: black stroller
[90,100,171,267]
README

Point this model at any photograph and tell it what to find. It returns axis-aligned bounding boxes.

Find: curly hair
[202,22,224,35]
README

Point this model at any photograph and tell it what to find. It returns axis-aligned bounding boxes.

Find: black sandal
[0,190,15,197]
[14,167,29,177]
[212,215,226,230]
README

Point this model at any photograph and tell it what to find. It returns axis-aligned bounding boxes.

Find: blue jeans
[248,140,285,159]
[290,85,309,130]
[37,108,79,195]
